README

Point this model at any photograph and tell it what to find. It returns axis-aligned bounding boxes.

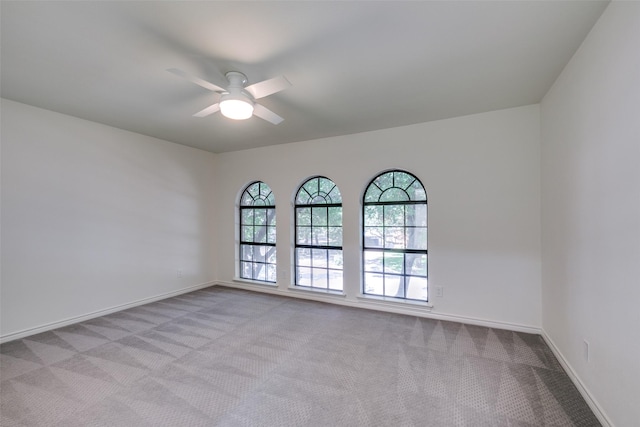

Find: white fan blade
[167,68,226,92]
[245,76,291,99]
[193,103,220,118]
[253,103,284,125]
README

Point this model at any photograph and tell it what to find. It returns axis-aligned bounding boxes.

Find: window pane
[328,226,342,246]
[364,272,384,295]
[241,209,254,225]
[240,245,253,261]
[364,205,382,226]
[297,226,311,245]
[406,276,428,300]
[328,249,343,269]
[319,178,335,197]
[254,263,266,281]
[253,246,266,263]
[297,248,311,266]
[266,247,277,264]
[311,195,326,204]
[384,205,404,226]
[266,209,276,226]
[406,227,427,250]
[364,227,383,248]
[312,207,328,226]
[374,172,393,191]
[384,252,404,275]
[259,184,271,198]
[297,267,311,287]
[266,265,277,282]
[254,209,266,225]
[328,270,343,291]
[297,189,311,205]
[241,192,254,206]
[312,268,327,288]
[312,226,328,246]
[364,185,382,203]
[297,207,311,226]
[405,204,427,227]
[407,180,427,201]
[405,253,427,276]
[312,248,327,268]
[364,250,383,273]
[303,179,319,197]
[384,275,404,298]
[255,226,267,243]
[384,227,405,249]
[327,186,342,204]
[394,171,414,189]
[242,226,254,242]
[241,261,252,278]
[248,183,260,198]
[380,188,409,202]
[267,226,276,244]
[328,207,342,226]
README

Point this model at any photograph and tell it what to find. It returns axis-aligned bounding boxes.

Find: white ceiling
[1,1,608,153]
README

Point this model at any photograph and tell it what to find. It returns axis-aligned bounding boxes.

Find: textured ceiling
[1,1,608,153]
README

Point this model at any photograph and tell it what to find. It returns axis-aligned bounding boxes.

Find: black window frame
[239,181,277,283]
[362,170,428,301]
[294,176,343,291]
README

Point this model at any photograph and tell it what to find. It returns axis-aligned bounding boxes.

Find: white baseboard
[541,330,612,427]
[215,280,541,334]
[0,281,216,344]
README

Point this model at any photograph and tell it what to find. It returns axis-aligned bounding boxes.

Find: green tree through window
[239,182,276,282]
[363,170,428,300]
[295,177,343,291]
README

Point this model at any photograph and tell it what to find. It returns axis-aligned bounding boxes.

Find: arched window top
[364,170,426,204]
[296,176,341,205]
[241,181,275,207]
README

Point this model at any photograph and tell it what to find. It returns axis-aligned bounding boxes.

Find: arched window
[295,176,343,291]
[239,181,276,283]
[362,170,427,300]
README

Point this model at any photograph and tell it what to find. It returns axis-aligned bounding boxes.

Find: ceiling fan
[168,68,291,124]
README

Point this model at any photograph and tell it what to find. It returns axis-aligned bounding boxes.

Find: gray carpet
[1,286,600,426]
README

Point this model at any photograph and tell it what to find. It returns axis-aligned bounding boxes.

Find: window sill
[287,285,346,298]
[232,278,278,287]
[357,293,433,309]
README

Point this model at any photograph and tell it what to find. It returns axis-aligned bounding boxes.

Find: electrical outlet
[177,269,183,278]
[583,340,590,362]
[435,286,444,297]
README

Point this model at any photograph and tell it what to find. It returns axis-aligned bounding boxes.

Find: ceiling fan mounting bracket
[225,71,248,87]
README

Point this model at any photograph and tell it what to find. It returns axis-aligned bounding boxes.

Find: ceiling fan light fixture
[219,96,254,120]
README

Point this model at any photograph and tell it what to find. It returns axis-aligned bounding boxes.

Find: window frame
[362,170,428,301]
[239,181,277,283]
[294,176,343,291]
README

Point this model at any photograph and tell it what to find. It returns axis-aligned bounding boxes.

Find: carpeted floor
[1,286,600,426]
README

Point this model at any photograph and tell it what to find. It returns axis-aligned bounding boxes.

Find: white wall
[540,2,640,425]
[215,105,542,330]
[1,99,218,339]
